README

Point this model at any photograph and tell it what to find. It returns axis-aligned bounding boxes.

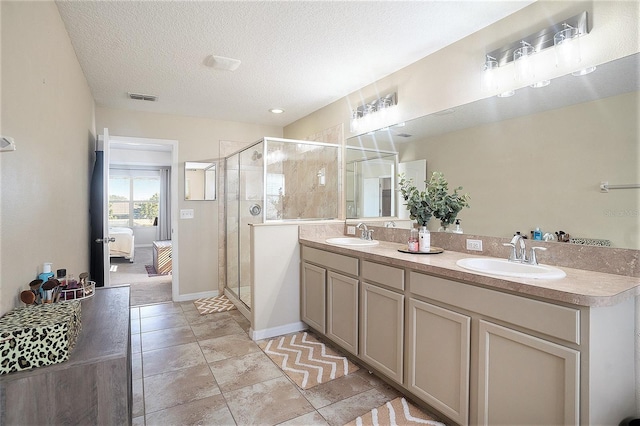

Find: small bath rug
[194,295,237,314]
[344,397,447,426]
[259,332,359,389]
[145,265,170,277]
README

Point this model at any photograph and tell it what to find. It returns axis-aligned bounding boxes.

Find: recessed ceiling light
[269,108,285,114]
[204,55,241,71]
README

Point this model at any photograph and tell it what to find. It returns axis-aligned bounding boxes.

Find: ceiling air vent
[127,92,158,102]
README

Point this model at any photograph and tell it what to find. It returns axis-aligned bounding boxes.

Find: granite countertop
[300,236,640,308]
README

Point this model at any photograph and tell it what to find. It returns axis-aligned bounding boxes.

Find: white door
[363,178,380,217]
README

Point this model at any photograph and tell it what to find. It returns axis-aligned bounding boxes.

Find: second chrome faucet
[503,233,546,265]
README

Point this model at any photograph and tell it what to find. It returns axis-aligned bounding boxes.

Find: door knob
[95,237,116,243]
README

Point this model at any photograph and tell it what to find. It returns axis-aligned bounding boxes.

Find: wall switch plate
[180,209,194,219]
[466,239,483,251]
[347,226,356,235]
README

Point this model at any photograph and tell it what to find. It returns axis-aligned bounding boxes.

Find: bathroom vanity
[300,236,638,426]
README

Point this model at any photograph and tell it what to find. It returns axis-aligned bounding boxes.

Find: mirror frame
[185,161,217,201]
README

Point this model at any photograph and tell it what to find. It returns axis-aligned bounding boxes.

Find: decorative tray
[398,247,444,255]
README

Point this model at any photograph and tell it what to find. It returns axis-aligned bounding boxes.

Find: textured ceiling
[55,1,535,127]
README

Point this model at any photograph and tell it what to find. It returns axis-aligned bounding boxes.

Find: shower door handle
[249,204,262,216]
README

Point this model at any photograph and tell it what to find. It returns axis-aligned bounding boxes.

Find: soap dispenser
[452,219,463,234]
[533,227,543,240]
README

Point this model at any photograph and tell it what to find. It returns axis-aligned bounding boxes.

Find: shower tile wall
[266,142,339,220]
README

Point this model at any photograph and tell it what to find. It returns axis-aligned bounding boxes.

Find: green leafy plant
[398,172,470,228]
[427,172,470,228]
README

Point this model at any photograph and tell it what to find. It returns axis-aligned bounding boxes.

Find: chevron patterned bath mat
[345,397,446,426]
[259,332,359,389]
[194,295,237,315]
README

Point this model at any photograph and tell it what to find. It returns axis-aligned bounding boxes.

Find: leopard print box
[0,301,81,375]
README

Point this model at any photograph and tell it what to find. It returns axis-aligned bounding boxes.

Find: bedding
[108,227,135,261]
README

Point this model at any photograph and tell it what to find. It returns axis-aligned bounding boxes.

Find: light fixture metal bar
[353,92,397,118]
[487,11,588,67]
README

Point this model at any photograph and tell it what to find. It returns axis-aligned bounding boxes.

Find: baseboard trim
[173,290,218,302]
[250,321,308,341]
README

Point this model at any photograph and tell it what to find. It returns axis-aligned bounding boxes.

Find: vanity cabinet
[360,261,404,383]
[301,262,326,333]
[477,320,579,425]
[299,241,636,426]
[410,271,581,426]
[301,246,359,354]
[407,298,470,425]
[327,271,359,355]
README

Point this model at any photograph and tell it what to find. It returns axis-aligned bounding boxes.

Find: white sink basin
[325,237,379,247]
[456,257,566,280]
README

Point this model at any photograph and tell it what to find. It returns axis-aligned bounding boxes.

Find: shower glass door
[225,141,264,310]
[225,152,240,304]
[238,142,263,308]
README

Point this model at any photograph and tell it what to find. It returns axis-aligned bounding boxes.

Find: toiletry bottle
[419,226,431,252]
[38,262,54,283]
[533,227,542,240]
[408,228,419,252]
[453,219,463,234]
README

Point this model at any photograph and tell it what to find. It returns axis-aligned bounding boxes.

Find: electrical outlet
[466,239,483,251]
[347,226,356,235]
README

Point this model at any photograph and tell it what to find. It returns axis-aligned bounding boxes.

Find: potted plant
[399,171,470,231]
[427,171,470,231]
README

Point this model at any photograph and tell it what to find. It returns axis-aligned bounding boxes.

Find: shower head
[252,150,262,161]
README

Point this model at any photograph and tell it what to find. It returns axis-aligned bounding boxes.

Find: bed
[108,227,135,262]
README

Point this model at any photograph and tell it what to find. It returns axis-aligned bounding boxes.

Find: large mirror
[347,53,639,249]
[345,148,398,219]
[185,161,216,200]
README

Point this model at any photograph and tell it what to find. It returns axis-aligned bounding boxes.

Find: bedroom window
[109,172,160,227]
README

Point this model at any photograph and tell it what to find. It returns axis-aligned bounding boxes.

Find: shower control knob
[249,204,262,216]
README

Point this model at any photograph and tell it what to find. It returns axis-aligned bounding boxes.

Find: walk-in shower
[224,137,340,311]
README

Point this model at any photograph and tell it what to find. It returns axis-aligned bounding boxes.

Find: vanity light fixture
[497,90,515,98]
[484,11,590,96]
[349,92,398,133]
[572,66,596,76]
[554,23,582,67]
[514,41,536,82]
[482,55,499,92]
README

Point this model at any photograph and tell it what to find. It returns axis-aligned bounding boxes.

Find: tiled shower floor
[130,301,403,425]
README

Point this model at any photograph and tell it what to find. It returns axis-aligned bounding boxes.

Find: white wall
[0,1,96,315]
[95,107,282,298]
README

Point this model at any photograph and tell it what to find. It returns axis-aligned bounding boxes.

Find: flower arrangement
[399,171,470,228]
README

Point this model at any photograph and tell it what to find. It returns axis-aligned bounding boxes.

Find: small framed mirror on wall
[185,161,216,200]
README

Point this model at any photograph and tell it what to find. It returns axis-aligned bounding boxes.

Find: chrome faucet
[503,233,547,265]
[356,222,374,241]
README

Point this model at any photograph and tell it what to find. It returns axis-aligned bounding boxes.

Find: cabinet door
[477,320,579,426]
[326,271,359,355]
[407,298,470,425]
[301,262,326,333]
[361,282,404,383]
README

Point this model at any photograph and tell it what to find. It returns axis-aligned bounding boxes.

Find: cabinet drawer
[302,246,358,276]
[362,261,404,291]
[410,272,580,345]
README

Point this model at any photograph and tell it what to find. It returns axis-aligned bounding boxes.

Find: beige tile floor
[130,301,405,426]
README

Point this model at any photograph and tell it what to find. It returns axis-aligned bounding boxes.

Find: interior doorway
[106,135,179,305]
